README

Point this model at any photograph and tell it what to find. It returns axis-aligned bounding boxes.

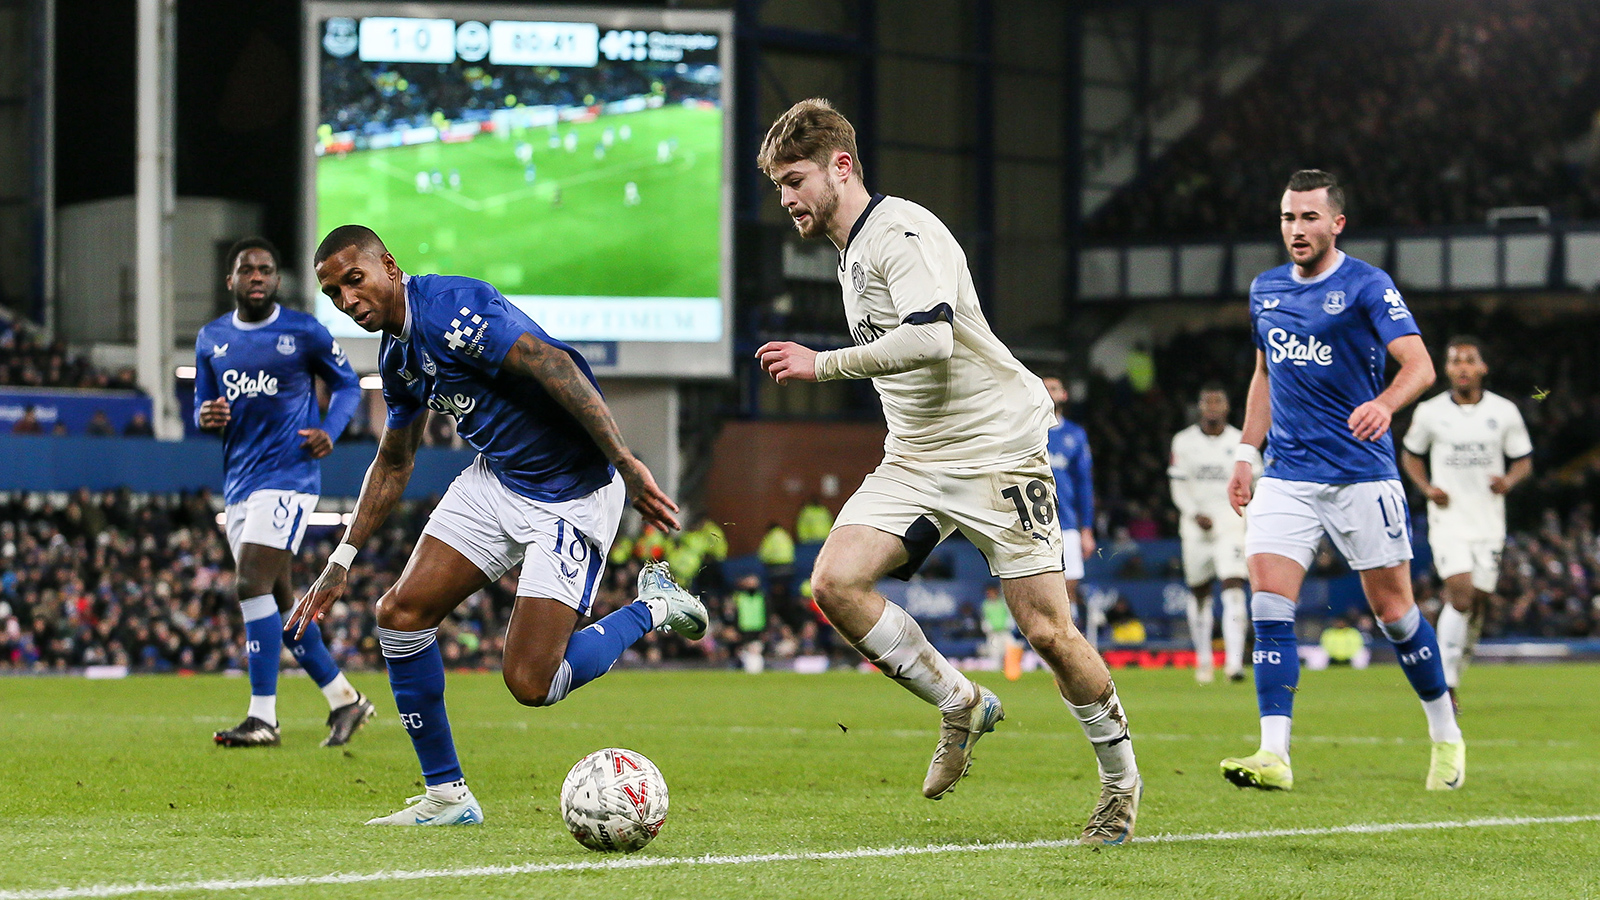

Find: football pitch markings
[361,147,700,213]
[5,813,1597,900]
[2,711,1580,748]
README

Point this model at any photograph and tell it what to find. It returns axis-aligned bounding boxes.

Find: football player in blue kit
[1221,170,1465,791]
[194,237,374,748]
[289,225,707,826]
[1043,376,1097,646]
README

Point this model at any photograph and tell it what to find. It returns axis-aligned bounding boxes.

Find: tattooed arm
[500,332,680,531]
[287,412,426,638]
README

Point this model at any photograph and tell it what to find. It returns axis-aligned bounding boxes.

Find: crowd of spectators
[1083,305,1600,543]
[1482,506,1600,639]
[0,489,855,674]
[4,479,1594,676]
[320,53,716,138]
[0,318,138,392]
[1092,0,1600,237]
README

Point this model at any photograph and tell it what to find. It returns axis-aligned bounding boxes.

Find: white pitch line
[3,814,1597,900]
[4,714,1577,748]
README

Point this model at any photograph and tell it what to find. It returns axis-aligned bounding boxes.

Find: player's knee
[236,578,274,601]
[1368,595,1413,624]
[1021,625,1068,660]
[503,666,555,707]
[809,564,860,612]
[375,592,432,632]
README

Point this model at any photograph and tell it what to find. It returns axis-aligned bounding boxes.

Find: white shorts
[1431,535,1502,593]
[835,453,1066,580]
[224,490,317,560]
[1245,477,1412,572]
[1060,531,1085,581]
[422,456,624,615]
[1180,520,1248,586]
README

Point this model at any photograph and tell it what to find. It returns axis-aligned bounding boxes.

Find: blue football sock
[1253,618,1300,717]
[284,619,340,688]
[380,628,463,786]
[1382,606,1449,702]
[550,601,655,701]
[1250,591,1300,720]
[240,594,282,700]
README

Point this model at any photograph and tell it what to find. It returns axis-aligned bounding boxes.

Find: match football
[559,746,670,852]
[7,1,1600,898]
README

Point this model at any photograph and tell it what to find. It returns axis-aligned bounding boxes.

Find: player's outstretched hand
[618,453,680,532]
[755,341,818,384]
[1347,400,1392,442]
[1228,461,1255,516]
[1427,485,1451,506]
[287,562,347,640]
[198,398,231,430]
[299,428,334,459]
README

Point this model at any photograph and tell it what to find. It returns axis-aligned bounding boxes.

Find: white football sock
[1423,695,1463,743]
[1187,592,1215,672]
[426,778,471,803]
[1066,684,1139,789]
[853,601,974,714]
[247,694,277,727]
[321,672,361,709]
[1221,587,1248,675]
[1260,714,1292,765]
[1437,603,1469,689]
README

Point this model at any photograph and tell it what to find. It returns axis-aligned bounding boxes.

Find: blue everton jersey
[194,305,362,505]
[1047,417,1094,532]
[1249,251,1420,484]
[380,274,614,503]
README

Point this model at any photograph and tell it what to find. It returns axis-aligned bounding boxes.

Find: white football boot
[923,685,1005,799]
[637,562,709,640]
[365,784,483,826]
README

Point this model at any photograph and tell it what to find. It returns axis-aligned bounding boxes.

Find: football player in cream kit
[755,99,1141,846]
[1169,383,1255,684]
[1401,336,1531,703]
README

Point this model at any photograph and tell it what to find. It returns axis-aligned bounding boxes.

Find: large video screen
[304,5,732,376]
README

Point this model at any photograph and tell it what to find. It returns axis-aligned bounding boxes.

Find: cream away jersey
[1403,390,1532,542]
[828,194,1054,467]
[1169,424,1248,524]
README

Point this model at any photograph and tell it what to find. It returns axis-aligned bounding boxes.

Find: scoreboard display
[303,4,733,376]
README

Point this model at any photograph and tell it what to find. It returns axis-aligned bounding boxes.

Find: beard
[1294,237,1332,268]
[235,288,279,316]
[793,178,840,239]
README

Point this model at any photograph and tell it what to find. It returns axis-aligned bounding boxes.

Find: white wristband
[1234,443,1263,467]
[329,543,358,570]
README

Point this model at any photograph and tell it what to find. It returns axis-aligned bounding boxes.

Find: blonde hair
[758,98,863,181]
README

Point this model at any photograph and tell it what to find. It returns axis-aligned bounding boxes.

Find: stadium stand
[1088,306,1600,539]
[319,55,717,137]
[1091,0,1600,236]
[0,316,138,391]
[1492,507,1600,639]
[0,489,813,673]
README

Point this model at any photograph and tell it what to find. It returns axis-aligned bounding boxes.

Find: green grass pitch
[316,104,722,299]
[2,664,1598,899]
